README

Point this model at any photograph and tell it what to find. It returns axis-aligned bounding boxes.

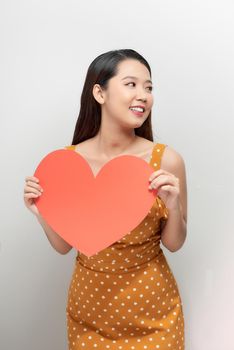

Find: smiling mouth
[129,106,145,112]
[129,109,145,117]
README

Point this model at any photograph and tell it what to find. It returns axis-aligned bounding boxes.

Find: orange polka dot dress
[65,143,185,350]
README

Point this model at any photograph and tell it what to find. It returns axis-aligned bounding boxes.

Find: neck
[93,132,139,158]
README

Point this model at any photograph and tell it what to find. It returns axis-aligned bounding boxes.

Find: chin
[120,116,145,129]
[126,120,142,128]
[133,118,146,127]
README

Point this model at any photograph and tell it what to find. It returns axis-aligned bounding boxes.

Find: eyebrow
[121,76,153,84]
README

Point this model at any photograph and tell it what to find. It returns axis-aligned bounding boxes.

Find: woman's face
[95,59,154,129]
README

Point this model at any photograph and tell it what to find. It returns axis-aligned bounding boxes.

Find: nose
[137,96,147,103]
[136,87,148,102]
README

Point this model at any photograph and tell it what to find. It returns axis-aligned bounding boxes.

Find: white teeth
[130,107,144,112]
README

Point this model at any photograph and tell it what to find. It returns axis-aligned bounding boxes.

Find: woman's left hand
[148,169,181,210]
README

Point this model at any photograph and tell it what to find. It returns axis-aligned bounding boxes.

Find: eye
[126,82,136,87]
[126,82,153,92]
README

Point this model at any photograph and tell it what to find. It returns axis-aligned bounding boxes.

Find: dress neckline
[70,143,158,165]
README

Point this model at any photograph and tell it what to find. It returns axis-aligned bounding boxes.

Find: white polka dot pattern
[65,143,185,349]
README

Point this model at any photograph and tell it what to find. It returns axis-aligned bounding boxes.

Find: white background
[1,0,234,349]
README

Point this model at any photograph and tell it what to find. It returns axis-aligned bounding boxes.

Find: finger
[26,180,43,191]
[149,171,157,182]
[149,175,177,189]
[149,169,172,182]
[159,185,179,195]
[24,186,42,196]
[25,176,39,183]
[161,184,172,191]
[24,192,40,198]
[149,171,162,182]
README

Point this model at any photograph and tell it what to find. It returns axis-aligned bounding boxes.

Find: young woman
[24,49,187,349]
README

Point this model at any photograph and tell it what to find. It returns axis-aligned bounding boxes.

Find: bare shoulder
[161,145,187,223]
[74,138,95,155]
[161,145,186,174]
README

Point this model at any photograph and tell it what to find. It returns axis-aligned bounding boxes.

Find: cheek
[149,94,154,105]
[109,87,126,103]
[111,93,131,110]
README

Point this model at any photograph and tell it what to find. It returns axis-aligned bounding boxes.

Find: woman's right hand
[24,176,43,216]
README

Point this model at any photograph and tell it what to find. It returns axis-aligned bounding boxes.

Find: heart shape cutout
[34,149,157,257]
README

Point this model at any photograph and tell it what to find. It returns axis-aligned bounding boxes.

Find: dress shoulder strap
[150,143,168,170]
[64,145,76,150]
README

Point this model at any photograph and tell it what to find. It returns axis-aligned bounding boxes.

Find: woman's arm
[159,146,187,252]
[36,213,73,254]
[161,201,187,252]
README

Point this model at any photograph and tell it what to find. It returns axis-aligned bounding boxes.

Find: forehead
[116,59,151,81]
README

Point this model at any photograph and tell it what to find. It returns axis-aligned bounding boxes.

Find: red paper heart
[34,149,157,257]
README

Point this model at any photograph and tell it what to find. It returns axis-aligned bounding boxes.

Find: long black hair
[71,49,155,145]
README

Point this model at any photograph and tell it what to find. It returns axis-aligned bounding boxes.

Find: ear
[92,84,105,105]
